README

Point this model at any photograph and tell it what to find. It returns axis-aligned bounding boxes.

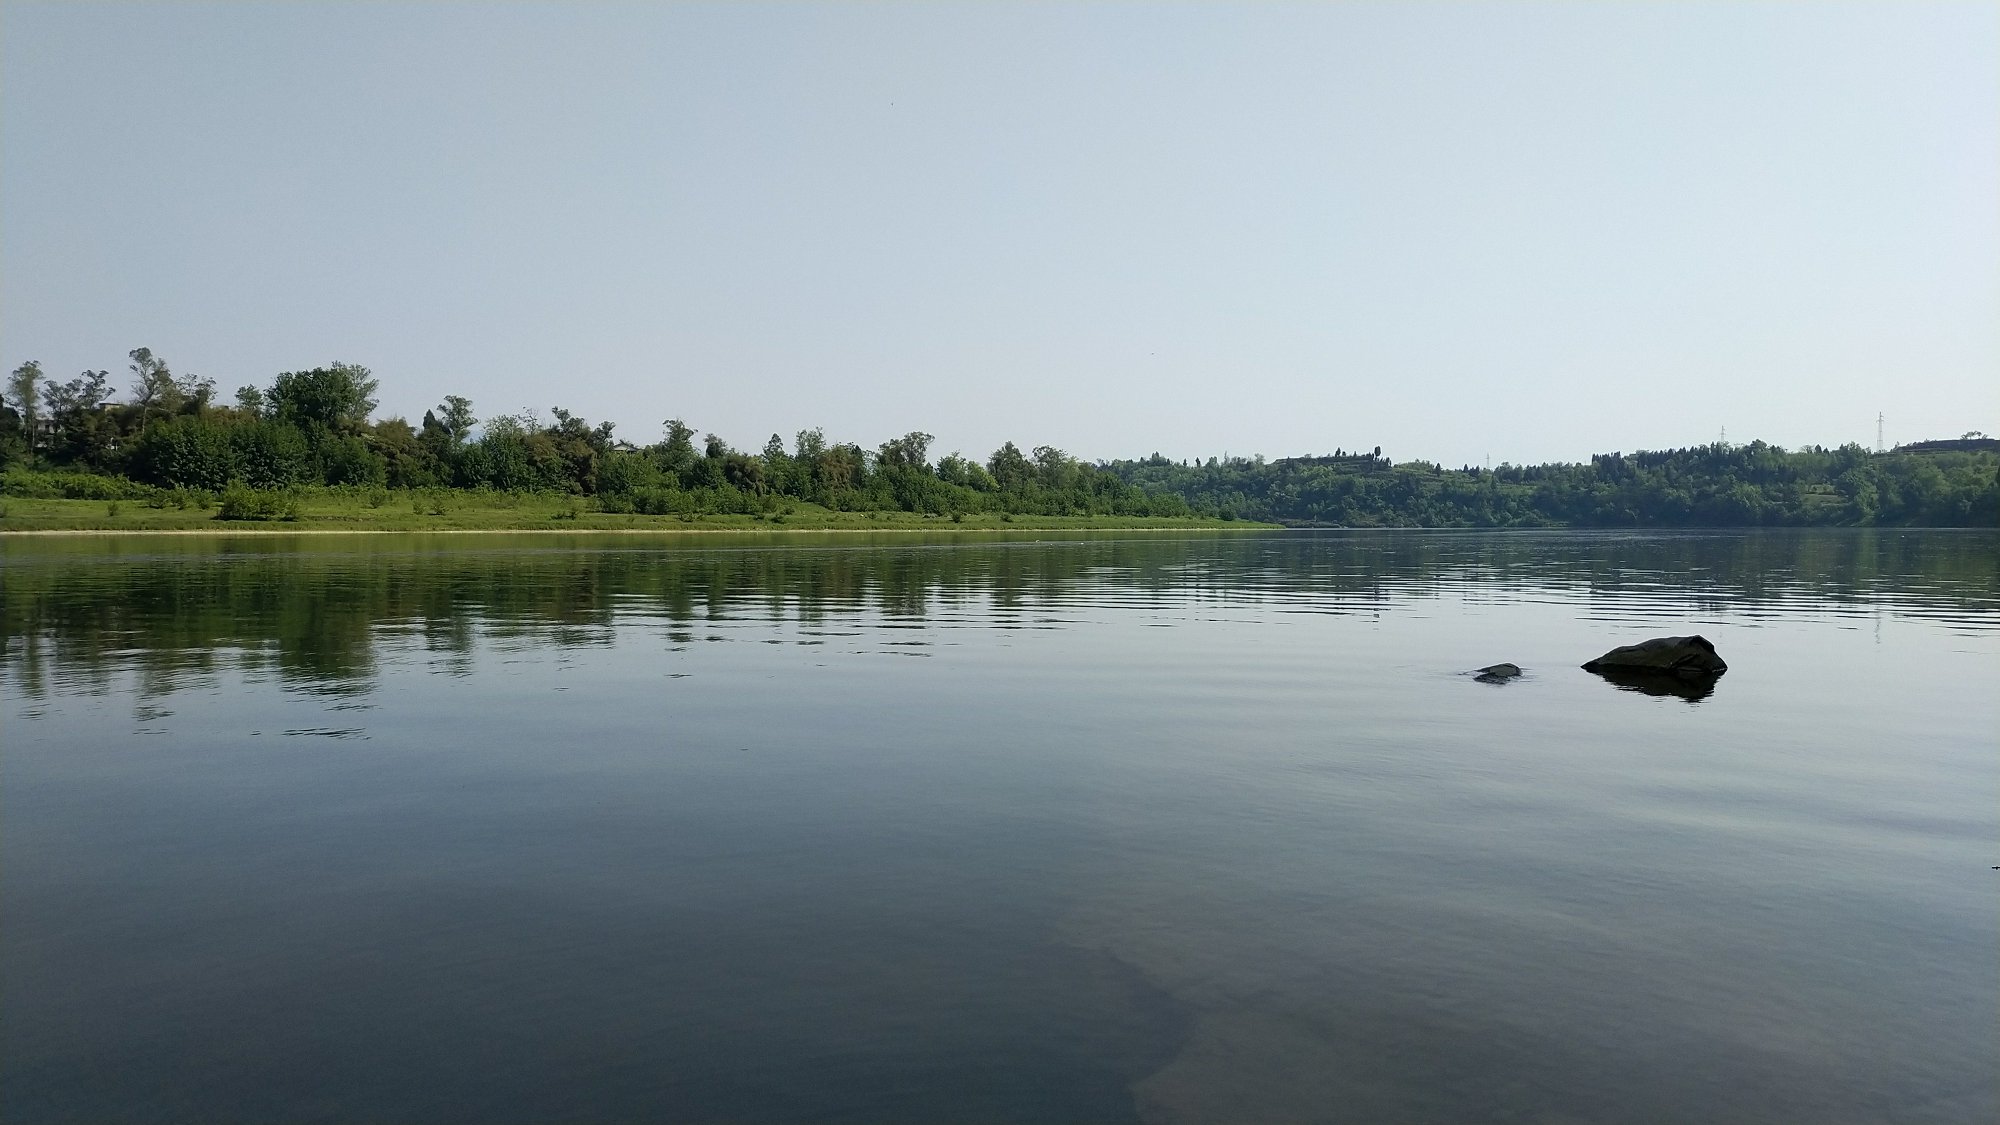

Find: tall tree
[659,419,697,475]
[437,395,477,445]
[128,348,182,415]
[7,360,44,460]
[760,433,793,494]
[794,427,827,462]
[122,347,209,414]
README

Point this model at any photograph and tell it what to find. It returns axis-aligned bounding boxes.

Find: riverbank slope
[0,493,1268,534]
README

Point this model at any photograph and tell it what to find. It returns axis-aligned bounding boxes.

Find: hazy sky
[3,2,1994,466]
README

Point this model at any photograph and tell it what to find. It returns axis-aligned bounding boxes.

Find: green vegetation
[3,350,1217,531]
[3,348,1993,531]
[0,485,1238,533]
[1107,441,1998,528]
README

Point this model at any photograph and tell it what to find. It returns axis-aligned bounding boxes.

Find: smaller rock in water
[1582,635,1726,678]
[1474,662,1522,682]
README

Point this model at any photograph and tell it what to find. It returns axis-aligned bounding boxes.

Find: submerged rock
[1473,662,1522,683]
[1582,635,1727,679]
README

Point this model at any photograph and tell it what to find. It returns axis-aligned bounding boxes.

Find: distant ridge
[1897,437,1999,454]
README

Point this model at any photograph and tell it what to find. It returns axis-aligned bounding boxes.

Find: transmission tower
[1877,412,1884,453]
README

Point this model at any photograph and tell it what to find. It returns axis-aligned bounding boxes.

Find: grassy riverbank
[0,490,1266,533]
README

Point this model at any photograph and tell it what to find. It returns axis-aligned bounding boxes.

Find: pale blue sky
[3,2,1994,465]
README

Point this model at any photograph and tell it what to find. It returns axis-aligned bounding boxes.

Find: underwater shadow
[1587,667,1722,703]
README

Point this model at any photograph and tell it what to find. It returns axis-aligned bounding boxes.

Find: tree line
[1104,440,1999,527]
[4,349,1994,526]
[1,351,1194,519]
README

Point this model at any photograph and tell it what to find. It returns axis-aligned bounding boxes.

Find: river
[3,529,1994,1122]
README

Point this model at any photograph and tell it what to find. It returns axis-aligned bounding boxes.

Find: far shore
[3,523,1275,537]
[0,495,1273,537]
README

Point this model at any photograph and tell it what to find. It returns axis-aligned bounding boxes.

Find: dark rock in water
[1473,662,1522,683]
[1582,635,1727,679]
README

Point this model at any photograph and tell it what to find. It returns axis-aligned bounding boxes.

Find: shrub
[217,486,300,521]
[628,487,683,516]
[161,487,216,509]
[412,489,450,516]
[2,469,154,500]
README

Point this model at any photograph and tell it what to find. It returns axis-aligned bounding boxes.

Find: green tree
[876,431,934,471]
[794,427,827,462]
[437,395,477,445]
[0,403,23,468]
[760,433,792,493]
[659,419,698,481]
[546,407,614,492]
[7,360,45,462]
[792,428,830,501]
[723,451,765,493]
[128,348,180,415]
[1032,445,1079,494]
[130,415,236,489]
[41,370,116,466]
[987,441,1031,490]
[937,452,994,490]
[368,416,438,488]
[266,363,379,435]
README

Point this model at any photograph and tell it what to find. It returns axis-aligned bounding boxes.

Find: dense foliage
[3,349,1993,526]
[1,351,1191,520]
[1104,442,1998,527]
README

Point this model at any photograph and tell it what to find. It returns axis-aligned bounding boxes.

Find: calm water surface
[4,529,1996,1123]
